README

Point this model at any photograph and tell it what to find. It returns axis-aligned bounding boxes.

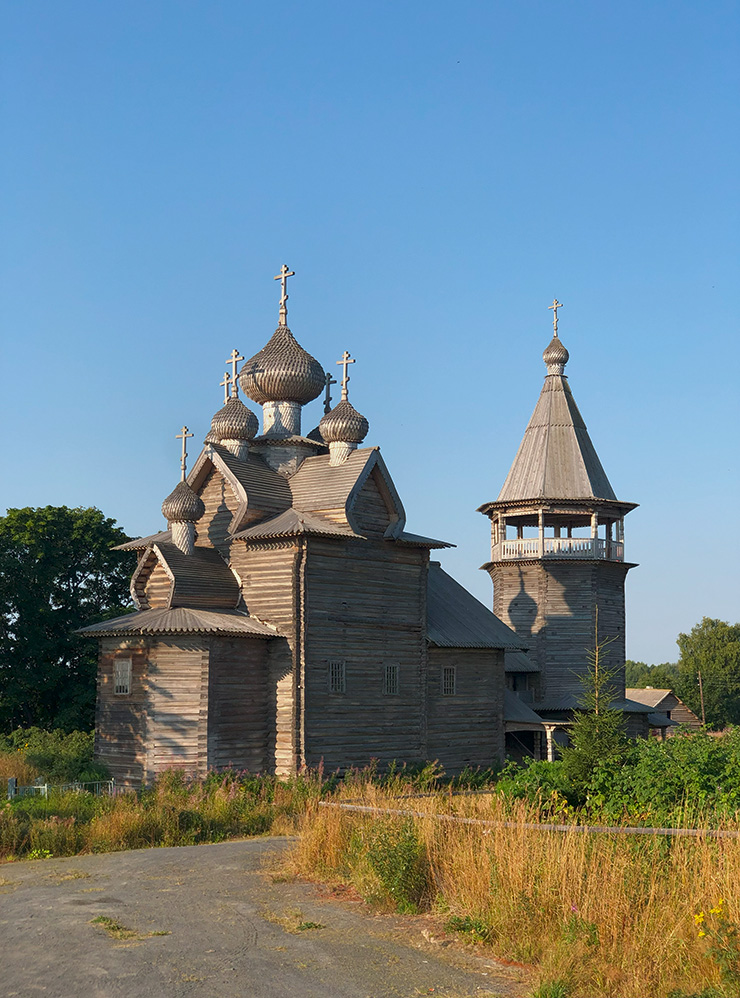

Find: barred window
[328,660,346,694]
[114,658,132,696]
[384,664,399,695]
[442,665,456,696]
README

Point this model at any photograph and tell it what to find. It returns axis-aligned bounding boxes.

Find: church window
[114,658,132,696]
[328,660,346,694]
[442,665,456,696]
[384,664,399,695]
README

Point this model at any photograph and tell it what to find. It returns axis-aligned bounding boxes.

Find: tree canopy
[674,617,740,729]
[0,507,132,732]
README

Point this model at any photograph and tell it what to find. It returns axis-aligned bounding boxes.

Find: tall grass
[288,783,740,998]
[0,768,328,862]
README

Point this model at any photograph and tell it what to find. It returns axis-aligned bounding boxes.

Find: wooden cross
[274,264,295,323]
[323,371,337,414]
[220,372,231,404]
[336,350,355,401]
[176,426,194,481]
[225,349,244,396]
[548,299,564,335]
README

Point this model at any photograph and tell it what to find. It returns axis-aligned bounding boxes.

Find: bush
[350,817,431,913]
[0,727,109,784]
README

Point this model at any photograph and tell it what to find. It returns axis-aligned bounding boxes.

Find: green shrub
[0,727,109,784]
[352,817,431,913]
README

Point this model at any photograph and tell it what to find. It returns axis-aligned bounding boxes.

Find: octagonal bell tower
[478,303,637,707]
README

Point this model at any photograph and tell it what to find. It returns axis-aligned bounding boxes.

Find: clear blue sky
[1,1,738,664]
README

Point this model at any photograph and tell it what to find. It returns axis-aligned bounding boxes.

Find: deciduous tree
[0,507,132,731]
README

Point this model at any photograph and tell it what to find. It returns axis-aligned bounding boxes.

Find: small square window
[384,664,399,695]
[114,658,132,696]
[442,665,456,696]
[328,660,346,694]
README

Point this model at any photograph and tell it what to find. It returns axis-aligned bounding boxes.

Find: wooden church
[82,269,526,784]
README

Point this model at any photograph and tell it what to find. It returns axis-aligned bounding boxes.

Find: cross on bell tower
[548,299,564,336]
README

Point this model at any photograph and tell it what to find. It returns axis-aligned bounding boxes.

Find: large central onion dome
[319,400,369,444]
[210,396,259,442]
[543,334,569,374]
[238,325,325,405]
[161,481,205,523]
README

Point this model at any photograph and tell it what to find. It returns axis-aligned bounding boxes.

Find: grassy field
[286,784,740,998]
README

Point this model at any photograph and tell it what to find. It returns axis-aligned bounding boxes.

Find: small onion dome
[319,400,369,444]
[161,481,205,523]
[239,325,325,405]
[204,428,219,444]
[543,334,569,370]
[211,396,258,442]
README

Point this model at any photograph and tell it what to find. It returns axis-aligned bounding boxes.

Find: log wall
[144,638,209,782]
[196,468,239,556]
[301,538,428,771]
[95,638,149,785]
[489,560,630,702]
[426,646,505,771]
[229,541,297,776]
[144,562,172,609]
[351,470,392,538]
[208,637,269,773]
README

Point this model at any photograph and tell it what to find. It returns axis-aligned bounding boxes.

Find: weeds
[90,915,169,941]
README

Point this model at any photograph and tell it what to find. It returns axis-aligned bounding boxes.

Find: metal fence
[7,778,115,800]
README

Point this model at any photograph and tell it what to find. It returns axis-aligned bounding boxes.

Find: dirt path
[0,838,527,998]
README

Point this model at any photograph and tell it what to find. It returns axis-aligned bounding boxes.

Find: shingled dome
[161,481,205,523]
[543,334,569,373]
[319,400,369,444]
[239,325,325,405]
[211,396,258,442]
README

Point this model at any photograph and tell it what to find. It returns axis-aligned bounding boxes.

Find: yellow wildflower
[698,930,706,938]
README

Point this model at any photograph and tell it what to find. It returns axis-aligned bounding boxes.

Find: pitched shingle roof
[152,542,241,610]
[233,508,360,541]
[78,607,278,637]
[497,373,617,502]
[426,563,523,649]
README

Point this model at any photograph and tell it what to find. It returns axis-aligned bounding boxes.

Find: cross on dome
[225,349,244,397]
[175,426,194,481]
[548,299,564,336]
[336,350,355,402]
[323,371,337,414]
[274,264,295,325]
[219,372,231,404]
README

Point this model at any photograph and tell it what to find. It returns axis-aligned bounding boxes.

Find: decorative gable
[350,467,395,538]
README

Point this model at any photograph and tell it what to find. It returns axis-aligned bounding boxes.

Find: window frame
[441,664,456,696]
[328,659,346,694]
[383,663,400,696]
[113,657,133,696]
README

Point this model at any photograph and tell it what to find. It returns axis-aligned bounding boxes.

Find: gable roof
[188,444,292,534]
[114,530,171,551]
[625,688,676,710]
[131,542,241,611]
[426,563,523,650]
[78,606,278,637]
[497,373,617,503]
[289,447,406,538]
[233,507,360,541]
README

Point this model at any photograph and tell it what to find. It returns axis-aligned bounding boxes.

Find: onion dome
[543,334,569,373]
[239,326,325,405]
[161,481,205,523]
[319,400,369,444]
[210,396,258,442]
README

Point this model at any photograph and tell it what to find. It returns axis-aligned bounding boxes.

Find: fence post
[7,777,17,801]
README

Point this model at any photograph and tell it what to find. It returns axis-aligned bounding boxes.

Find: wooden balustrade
[494,538,624,562]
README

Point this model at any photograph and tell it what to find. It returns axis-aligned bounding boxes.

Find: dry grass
[0,751,39,786]
[288,784,740,998]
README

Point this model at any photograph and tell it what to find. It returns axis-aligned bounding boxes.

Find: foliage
[349,817,431,912]
[625,659,679,689]
[674,619,740,729]
[694,899,740,991]
[0,727,109,783]
[558,622,630,806]
[0,507,132,731]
